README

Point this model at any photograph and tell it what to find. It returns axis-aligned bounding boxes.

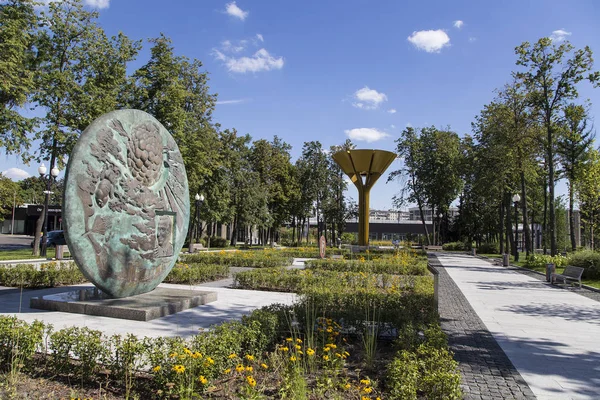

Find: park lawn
[0,247,58,261]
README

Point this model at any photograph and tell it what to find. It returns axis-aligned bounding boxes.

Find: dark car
[31,230,67,248]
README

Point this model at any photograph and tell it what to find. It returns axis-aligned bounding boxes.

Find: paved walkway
[434,253,600,400]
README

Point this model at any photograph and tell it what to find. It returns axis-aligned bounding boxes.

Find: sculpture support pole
[358,188,370,246]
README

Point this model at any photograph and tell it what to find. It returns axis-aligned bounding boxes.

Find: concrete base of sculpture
[30,287,217,321]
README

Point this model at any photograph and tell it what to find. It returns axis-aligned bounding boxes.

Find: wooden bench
[425,245,443,251]
[551,266,584,288]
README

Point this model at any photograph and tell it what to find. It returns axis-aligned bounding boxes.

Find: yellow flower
[279,346,289,352]
[236,364,245,373]
[246,375,257,388]
[363,387,373,394]
[245,354,255,361]
[192,352,202,359]
[198,375,208,385]
[343,383,351,390]
[205,357,215,365]
[169,352,178,358]
[172,365,185,374]
[246,366,253,372]
[323,355,330,361]
[296,338,302,343]
[327,343,337,349]
[184,348,192,355]
[360,379,371,386]
[224,368,231,374]
[290,355,297,362]
[285,337,293,342]
[152,365,161,372]
[326,327,333,333]
[260,363,268,369]
[323,347,331,352]
[361,397,370,400]
[228,353,237,359]
[306,348,315,356]
[295,344,302,350]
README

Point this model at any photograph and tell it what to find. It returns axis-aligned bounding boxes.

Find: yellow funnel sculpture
[333,149,397,246]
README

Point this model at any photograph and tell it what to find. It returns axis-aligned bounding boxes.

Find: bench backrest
[563,266,584,279]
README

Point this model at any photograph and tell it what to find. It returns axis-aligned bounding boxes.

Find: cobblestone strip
[429,255,537,400]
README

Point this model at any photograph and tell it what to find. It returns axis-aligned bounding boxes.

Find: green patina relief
[63,109,190,298]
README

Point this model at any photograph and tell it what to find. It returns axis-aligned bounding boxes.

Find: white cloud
[407,30,450,53]
[550,29,572,42]
[216,99,248,105]
[387,108,397,114]
[2,168,30,180]
[221,40,245,53]
[344,128,390,143]
[215,48,284,73]
[256,33,264,42]
[390,124,396,129]
[225,1,248,20]
[84,0,109,8]
[352,86,387,109]
[453,20,464,29]
[468,37,477,43]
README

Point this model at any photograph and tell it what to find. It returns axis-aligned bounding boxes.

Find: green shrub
[201,236,228,248]
[0,317,46,373]
[524,253,569,270]
[442,242,466,251]
[305,258,428,275]
[182,250,292,268]
[165,262,229,284]
[0,262,86,288]
[568,250,600,279]
[477,242,499,254]
[387,351,419,400]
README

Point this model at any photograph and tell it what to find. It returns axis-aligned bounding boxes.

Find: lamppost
[438,212,443,245]
[513,193,521,262]
[189,193,204,252]
[39,163,60,257]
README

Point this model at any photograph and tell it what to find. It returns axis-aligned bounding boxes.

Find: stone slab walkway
[434,253,600,400]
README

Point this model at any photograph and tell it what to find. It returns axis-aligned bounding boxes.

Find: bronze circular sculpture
[63,110,190,298]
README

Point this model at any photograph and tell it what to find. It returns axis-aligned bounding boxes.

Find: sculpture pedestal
[30,287,217,321]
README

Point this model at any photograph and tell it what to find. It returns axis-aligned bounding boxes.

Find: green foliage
[442,242,466,251]
[201,236,228,248]
[305,257,429,275]
[0,316,46,373]
[387,324,461,400]
[478,242,500,254]
[568,250,600,279]
[0,262,86,288]
[164,262,229,284]
[524,253,569,269]
[182,250,292,268]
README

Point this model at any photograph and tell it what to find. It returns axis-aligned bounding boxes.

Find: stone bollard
[502,253,510,266]
[471,248,476,256]
[546,263,556,282]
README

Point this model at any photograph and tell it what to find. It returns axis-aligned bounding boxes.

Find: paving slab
[0,282,297,339]
[435,253,600,400]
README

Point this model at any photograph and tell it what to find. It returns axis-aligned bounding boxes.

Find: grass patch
[0,247,58,261]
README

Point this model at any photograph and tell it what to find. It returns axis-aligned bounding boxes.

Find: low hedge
[305,258,429,275]
[524,253,569,270]
[0,262,86,288]
[164,263,229,284]
[477,242,499,254]
[442,242,466,251]
[182,251,292,268]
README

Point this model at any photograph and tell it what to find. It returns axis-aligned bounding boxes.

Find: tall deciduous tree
[0,0,38,159]
[557,104,595,250]
[515,37,599,255]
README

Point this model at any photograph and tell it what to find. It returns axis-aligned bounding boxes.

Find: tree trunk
[32,210,45,256]
[499,199,505,255]
[230,215,237,246]
[520,170,531,256]
[506,193,514,257]
[543,164,548,255]
[292,216,296,244]
[547,123,557,256]
[569,181,576,251]
[416,198,430,245]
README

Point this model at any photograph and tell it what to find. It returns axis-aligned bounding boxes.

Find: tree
[515,37,599,255]
[557,104,595,250]
[0,175,23,221]
[31,0,139,255]
[128,34,220,221]
[576,148,600,249]
[0,0,38,159]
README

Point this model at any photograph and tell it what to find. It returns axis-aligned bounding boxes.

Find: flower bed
[0,262,86,288]
[164,263,230,284]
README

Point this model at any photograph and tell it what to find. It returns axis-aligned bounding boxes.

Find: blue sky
[3,0,600,210]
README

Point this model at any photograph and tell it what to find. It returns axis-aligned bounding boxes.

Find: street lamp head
[199,194,204,202]
[512,194,521,203]
[195,193,200,201]
[38,163,47,176]
[50,166,59,178]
